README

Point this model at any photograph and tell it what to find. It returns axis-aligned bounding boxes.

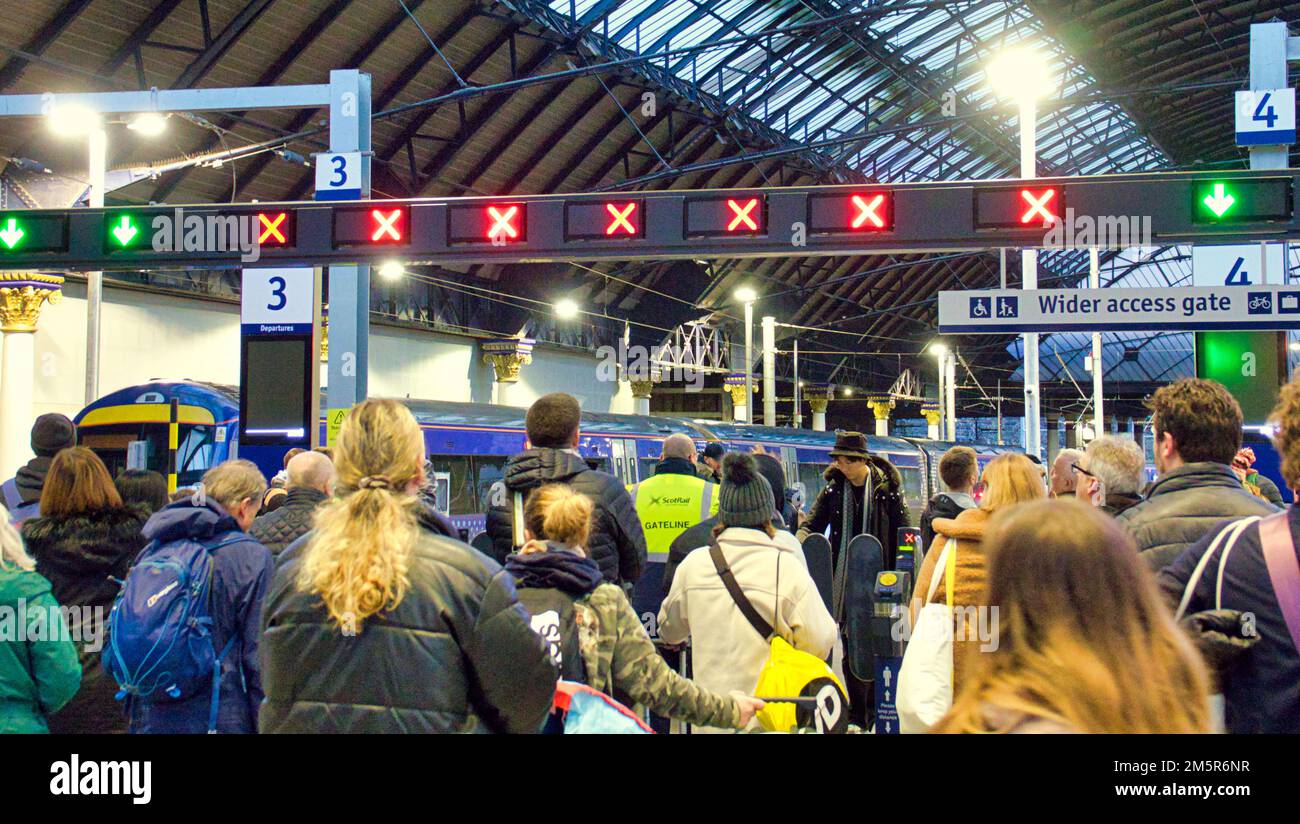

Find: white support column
[945,351,957,441]
[1090,247,1104,440]
[0,274,63,479]
[1020,96,1041,458]
[84,124,105,405]
[761,315,776,427]
[743,301,754,422]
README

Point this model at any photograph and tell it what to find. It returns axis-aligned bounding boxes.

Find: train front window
[896,466,925,525]
[472,456,508,513]
[428,455,473,515]
[77,423,217,485]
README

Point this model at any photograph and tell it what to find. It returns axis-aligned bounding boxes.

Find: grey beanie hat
[718,452,774,529]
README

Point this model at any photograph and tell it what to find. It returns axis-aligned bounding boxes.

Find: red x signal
[1020,188,1058,225]
[605,202,637,236]
[487,205,521,241]
[850,194,887,230]
[257,212,288,245]
[727,198,760,232]
[371,208,404,242]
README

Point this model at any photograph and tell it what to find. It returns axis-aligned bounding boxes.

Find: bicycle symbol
[1250,295,1271,310]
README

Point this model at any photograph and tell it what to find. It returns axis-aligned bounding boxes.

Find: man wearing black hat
[2,413,77,523]
[696,442,725,483]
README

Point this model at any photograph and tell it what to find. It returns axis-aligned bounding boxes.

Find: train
[72,380,1027,543]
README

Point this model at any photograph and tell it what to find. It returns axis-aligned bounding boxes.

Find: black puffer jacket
[249,487,328,555]
[486,448,646,585]
[260,509,557,733]
[918,491,975,555]
[21,504,150,734]
[1117,462,1279,571]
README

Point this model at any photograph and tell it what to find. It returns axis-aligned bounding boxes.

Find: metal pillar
[762,315,776,426]
[945,351,957,441]
[326,70,372,422]
[793,339,802,428]
[84,125,105,405]
[1045,413,1060,466]
[935,353,946,439]
[1020,97,1041,458]
[1090,247,1103,440]
[743,301,754,424]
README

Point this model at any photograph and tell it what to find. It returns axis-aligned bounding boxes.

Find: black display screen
[239,336,311,445]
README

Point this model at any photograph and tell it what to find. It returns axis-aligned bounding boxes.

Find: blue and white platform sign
[874,657,901,735]
[1192,243,1285,287]
[241,267,314,334]
[1235,88,1296,146]
[314,151,363,200]
[939,285,1300,333]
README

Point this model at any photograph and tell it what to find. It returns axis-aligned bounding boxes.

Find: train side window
[429,455,473,515]
[896,466,925,525]
[472,456,508,513]
[799,461,827,503]
[638,457,658,481]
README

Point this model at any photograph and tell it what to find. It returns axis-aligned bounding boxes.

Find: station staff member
[631,434,719,562]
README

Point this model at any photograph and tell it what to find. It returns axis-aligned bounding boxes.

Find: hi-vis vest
[630,472,718,561]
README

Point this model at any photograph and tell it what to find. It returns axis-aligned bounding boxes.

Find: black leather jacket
[260,509,557,733]
[1117,462,1279,571]
[486,448,646,584]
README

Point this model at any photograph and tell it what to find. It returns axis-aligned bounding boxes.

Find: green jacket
[0,566,82,733]
[575,583,740,730]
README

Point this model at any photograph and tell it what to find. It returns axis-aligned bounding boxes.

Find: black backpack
[516,586,587,683]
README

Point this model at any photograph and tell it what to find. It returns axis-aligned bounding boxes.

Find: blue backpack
[104,533,243,733]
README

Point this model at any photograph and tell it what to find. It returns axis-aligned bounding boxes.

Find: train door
[778,446,798,492]
[610,438,641,486]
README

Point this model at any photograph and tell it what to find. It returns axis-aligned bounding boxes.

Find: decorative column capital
[867,394,895,421]
[723,372,756,406]
[0,273,62,333]
[630,379,655,399]
[921,401,942,427]
[482,337,535,383]
[804,381,834,414]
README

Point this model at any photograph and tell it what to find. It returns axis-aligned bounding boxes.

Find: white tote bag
[897,537,957,734]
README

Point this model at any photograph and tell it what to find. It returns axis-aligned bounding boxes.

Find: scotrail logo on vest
[49,755,151,805]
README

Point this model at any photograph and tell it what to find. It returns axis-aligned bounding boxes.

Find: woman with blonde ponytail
[506,483,764,731]
[260,399,557,733]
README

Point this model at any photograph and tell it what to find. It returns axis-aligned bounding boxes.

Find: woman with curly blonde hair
[260,399,556,733]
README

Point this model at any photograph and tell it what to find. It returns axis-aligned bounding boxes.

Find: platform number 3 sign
[315,152,364,201]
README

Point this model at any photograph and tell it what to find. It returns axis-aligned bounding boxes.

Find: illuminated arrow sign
[0,218,23,249]
[1202,183,1237,218]
[110,215,138,246]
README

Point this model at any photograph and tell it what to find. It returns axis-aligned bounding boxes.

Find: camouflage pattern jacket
[575,583,741,730]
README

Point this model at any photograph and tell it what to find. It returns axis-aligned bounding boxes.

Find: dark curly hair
[1270,375,1300,493]
[1147,378,1241,465]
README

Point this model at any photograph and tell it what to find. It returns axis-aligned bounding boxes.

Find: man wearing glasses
[1071,436,1146,517]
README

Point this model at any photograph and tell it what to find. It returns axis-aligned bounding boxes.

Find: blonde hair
[979,453,1046,513]
[522,484,593,554]
[297,400,424,629]
[202,459,268,513]
[934,499,1211,734]
[0,505,33,572]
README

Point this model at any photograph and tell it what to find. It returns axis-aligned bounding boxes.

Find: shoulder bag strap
[512,491,525,550]
[1258,511,1300,655]
[925,537,956,604]
[1175,517,1259,620]
[709,542,774,641]
[945,534,957,611]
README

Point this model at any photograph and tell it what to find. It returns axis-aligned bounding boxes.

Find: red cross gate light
[973,185,1064,230]
[1019,187,1058,225]
[256,211,291,246]
[605,202,637,236]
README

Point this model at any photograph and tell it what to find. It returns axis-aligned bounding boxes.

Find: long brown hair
[978,453,1045,513]
[39,446,123,518]
[933,499,1211,734]
[297,399,423,630]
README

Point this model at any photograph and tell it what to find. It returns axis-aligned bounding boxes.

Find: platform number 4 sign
[315,152,363,201]
[1235,88,1296,146]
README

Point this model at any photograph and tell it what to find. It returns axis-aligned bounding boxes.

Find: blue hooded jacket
[127,499,273,734]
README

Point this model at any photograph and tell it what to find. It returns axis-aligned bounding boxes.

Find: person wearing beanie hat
[2,413,77,524]
[659,452,836,733]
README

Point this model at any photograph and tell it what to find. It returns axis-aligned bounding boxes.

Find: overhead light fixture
[843,387,854,397]
[929,342,949,357]
[47,103,100,137]
[734,286,758,303]
[987,46,1057,102]
[127,112,168,137]
[378,260,404,281]
[555,298,580,320]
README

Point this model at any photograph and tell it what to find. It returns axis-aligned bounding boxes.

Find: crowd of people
[0,374,1297,734]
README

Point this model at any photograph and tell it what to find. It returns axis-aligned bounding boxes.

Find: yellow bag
[708,543,848,733]
[754,636,848,733]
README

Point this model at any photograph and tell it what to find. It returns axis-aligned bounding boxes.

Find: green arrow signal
[111,215,139,246]
[0,217,24,249]
[1202,182,1237,218]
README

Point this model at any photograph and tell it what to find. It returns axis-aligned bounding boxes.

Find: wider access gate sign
[938,285,1300,334]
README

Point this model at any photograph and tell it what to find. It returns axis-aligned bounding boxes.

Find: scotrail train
[73,380,1026,543]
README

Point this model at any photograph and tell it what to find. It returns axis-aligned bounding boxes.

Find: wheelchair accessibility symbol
[969,297,991,318]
